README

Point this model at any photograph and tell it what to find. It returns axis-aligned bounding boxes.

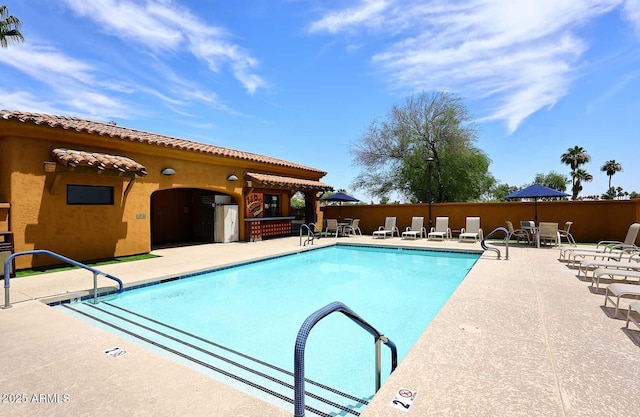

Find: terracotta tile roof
[1,110,327,176]
[246,172,333,191]
[51,148,148,176]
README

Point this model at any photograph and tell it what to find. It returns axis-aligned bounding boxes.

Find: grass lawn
[15,253,160,278]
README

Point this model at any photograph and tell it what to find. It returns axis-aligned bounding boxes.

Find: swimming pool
[55,244,479,416]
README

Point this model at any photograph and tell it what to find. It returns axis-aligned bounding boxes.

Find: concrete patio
[1,236,639,416]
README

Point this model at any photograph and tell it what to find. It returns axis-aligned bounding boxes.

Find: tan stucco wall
[322,199,640,243]
[1,122,326,269]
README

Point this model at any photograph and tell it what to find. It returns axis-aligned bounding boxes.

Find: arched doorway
[150,188,233,248]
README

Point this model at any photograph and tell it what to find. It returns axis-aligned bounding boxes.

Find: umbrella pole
[534,199,538,224]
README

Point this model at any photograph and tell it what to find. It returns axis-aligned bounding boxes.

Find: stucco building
[0,110,331,270]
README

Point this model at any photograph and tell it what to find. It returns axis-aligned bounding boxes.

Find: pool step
[57,301,369,417]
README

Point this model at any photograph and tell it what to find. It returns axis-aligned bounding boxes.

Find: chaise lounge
[459,217,483,242]
[428,217,452,240]
[373,217,399,239]
[402,217,426,240]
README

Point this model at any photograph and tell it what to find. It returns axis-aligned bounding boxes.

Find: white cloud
[62,0,264,93]
[308,0,389,34]
[308,0,626,133]
[623,0,640,37]
[0,44,95,85]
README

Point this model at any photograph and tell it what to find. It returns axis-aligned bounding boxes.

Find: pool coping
[40,242,483,307]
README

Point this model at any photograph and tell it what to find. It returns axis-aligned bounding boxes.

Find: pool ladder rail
[294,301,398,417]
[481,227,510,260]
[299,223,322,246]
[2,249,124,309]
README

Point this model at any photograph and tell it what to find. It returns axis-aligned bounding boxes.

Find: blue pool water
[57,244,479,414]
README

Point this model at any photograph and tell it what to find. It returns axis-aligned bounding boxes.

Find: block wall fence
[320,199,640,244]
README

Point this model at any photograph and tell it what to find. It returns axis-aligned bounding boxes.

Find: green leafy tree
[489,183,518,201]
[290,191,305,209]
[533,171,568,192]
[350,92,494,202]
[561,146,591,200]
[0,5,24,48]
[600,159,623,190]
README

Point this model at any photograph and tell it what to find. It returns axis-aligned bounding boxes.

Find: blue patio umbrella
[321,192,360,221]
[505,184,569,224]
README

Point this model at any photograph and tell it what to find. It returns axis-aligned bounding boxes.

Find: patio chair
[506,221,530,244]
[324,219,340,237]
[372,217,399,239]
[626,300,640,331]
[537,222,559,247]
[428,217,452,240]
[401,217,426,240]
[604,283,640,318]
[558,221,576,246]
[560,223,640,262]
[342,218,362,236]
[459,217,483,242]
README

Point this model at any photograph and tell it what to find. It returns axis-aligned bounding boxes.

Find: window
[264,194,280,217]
[67,185,114,205]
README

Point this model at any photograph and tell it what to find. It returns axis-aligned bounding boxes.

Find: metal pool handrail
[2,249,124,309]
[293,301,398,417]
[299,223,321,246]
[481,227,510,260]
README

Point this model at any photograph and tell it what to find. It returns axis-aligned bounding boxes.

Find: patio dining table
[521,221,541,248]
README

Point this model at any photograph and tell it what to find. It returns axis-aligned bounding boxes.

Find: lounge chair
[342,219,362,236]
[558,221,576,246]
[604,283,640,318]
[372,217,399,239]
[537,222,559,247]
[626,300,640,331]
[459,217,483,242]
[428,217,451,240]
[592,268,640,290]
[506,221,530,244]
[560,223,640,262]
[324,219,340,237]
[577,253,640,278]
[402,217,426,240]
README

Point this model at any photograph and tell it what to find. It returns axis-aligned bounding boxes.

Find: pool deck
[2,236,639,416]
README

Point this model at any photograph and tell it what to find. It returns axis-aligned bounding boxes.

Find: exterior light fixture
[43,161,57,173]
[161,168,176,176]
[227,174,239,181]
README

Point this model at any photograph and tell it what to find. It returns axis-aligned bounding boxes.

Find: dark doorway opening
[151,188,231,248]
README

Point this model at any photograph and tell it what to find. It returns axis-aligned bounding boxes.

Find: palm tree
[0,5,24,48]
[561,146,591,170]
[569,168,593,200]
[561,146,591,200]
[600,159,623,189]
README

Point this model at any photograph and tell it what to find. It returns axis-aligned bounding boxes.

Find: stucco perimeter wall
[322,199,640,244]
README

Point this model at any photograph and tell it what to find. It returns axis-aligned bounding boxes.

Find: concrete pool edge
[37,241,483,307]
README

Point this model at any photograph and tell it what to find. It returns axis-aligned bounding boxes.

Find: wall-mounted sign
[246,192,264,218]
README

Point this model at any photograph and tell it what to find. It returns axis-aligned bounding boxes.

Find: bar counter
[244,216,295,241]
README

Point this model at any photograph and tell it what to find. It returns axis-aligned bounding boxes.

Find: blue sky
[2,0,639,202]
